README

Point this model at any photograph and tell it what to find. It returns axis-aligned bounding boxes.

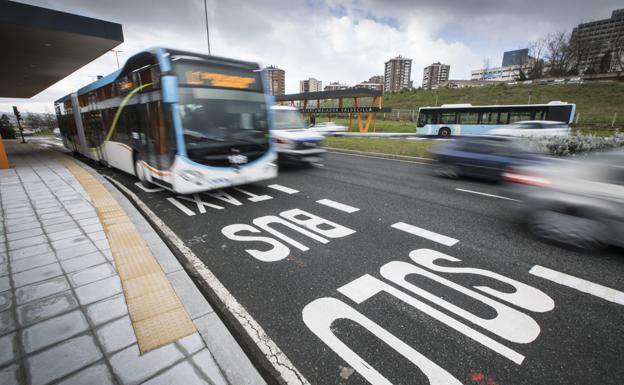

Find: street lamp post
[204,0,211,55]
[111,50,122,69]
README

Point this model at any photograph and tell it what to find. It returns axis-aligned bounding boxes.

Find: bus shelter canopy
[0,1,123,98]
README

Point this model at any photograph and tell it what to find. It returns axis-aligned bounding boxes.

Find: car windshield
[273,109,307,130]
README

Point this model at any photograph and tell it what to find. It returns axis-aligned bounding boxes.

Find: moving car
[308,121,348,133]
[489,120,570,137]
[271,106,325,164]
[504,150,624,249]
[430,136,544,181]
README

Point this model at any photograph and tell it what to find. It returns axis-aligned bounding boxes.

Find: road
[41,138,624,385]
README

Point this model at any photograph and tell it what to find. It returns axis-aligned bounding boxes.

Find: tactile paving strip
[58,156,196,353]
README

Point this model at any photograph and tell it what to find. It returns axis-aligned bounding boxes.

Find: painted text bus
[416,101,576,137]
[55,48,277,194]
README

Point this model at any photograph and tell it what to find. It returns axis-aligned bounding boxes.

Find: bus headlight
[179,169,204,183]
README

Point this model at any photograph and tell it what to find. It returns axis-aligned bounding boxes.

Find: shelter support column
[0,134,9,169]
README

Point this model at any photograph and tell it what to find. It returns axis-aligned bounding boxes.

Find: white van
[271,106,325,164]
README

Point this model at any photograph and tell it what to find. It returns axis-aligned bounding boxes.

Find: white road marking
[391,222,459,247]
[316,199,359,213]
[166,197,196,216]
[105,176,310,385]
[134,182,164,193]
[529,265,624,306]
[455,188,519,202]
[268,184,299,194]
[327,150,432,165]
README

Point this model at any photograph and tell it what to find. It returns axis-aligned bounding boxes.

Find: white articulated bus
[55,47,277,194]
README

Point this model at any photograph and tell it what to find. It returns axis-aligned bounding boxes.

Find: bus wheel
[134,160,155,188]
[438,127,451,138]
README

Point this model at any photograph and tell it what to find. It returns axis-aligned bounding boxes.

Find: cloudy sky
[2,0,622,113]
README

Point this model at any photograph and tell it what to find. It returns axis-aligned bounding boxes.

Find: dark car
[430,136,544,181]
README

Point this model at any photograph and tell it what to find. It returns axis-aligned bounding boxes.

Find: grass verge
[323,137,437,158]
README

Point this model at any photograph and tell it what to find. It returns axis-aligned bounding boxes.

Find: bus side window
[509,112,532,123]
[479,112,496,124]
[498,112,510,124]
[459,112,478,124]
[439,112,457,124]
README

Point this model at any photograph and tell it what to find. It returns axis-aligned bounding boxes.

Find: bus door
[138,100,176,184]
[87,93,107,163]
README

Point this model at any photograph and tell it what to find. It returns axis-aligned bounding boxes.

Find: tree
[544,31,571,77]
[0,114,16,139]
[481,58,492,80]
[526,38,546,79]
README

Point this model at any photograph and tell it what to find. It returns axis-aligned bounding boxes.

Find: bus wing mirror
[161,75,179,103]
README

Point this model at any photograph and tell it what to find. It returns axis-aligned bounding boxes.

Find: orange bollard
[0,134,10,169]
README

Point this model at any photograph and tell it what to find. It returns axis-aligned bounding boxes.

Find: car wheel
[527,209,605,250]
[432,162,459,179]
[438,127,451,138]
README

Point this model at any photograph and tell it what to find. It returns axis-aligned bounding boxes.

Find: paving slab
[56,363,115,385]
[21,310,89,354]
[109,343,184,385]
[11,262,63,288]
[59,251,106,273]
[85,294,129,327]
[95,315,137,354]
[16,290,79,327]
[15,276,70,305]
[26,334,102,385]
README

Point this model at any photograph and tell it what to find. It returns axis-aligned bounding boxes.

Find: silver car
[504,150,624,249]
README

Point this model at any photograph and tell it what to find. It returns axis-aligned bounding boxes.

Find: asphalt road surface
[49,140,624,385]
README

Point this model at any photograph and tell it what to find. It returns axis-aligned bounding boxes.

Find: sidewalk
[0,141,266,385]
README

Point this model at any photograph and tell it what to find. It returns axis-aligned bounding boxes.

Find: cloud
[1,0,622,113]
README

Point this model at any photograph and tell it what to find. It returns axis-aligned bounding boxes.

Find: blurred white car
[53,128,61,138]
[308,121,348,133]
[489,120,570,137]
[271,106,325,164]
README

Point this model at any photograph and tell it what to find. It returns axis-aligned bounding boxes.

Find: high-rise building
[261,65,285,96]
[384,56,412,92]
[299,78,322,93]
[422,62,450,89]
[570,9,624,73]
[502,49,529,67]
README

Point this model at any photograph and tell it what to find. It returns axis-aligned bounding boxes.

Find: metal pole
[434,92,438,107]
[612,112,618,128]
[110,50,122,69]
[204,0,211,55]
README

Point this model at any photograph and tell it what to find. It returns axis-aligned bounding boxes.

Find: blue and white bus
[55,48,277,194]
[416,102,576,137]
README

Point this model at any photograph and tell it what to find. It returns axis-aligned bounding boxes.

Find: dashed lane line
[391,222,459,247]
[267,184,299,194]
[455,188,519,202]
[316,199,359,213]
[529,265,624,306]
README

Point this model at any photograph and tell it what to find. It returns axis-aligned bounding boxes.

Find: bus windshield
[178,87,268,151]
[273,109,307,130]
